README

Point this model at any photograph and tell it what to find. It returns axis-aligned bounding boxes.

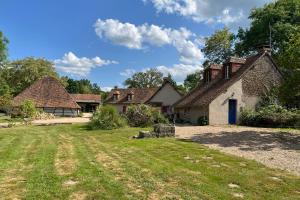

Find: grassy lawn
[0,115,23,123]
[0,125,299,200]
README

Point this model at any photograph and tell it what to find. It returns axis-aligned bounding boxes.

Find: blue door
[228,99,237,124]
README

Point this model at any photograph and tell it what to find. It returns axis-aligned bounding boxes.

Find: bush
[240,105,300,128]
[20,100,37,118]
[125,104,169,127]
[197,116,208,126]
[89,105,126,130]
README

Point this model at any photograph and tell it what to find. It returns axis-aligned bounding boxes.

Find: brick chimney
[258,44,271,54]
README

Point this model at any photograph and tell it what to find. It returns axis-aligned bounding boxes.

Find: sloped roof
[105,87,159,104]
[13,76,80,109]
[71,94,101,103]
[175,52,278,108]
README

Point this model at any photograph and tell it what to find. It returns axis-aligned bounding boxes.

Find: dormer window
[127,91,134,101]
[205,70,211,83]
[113,91,120,101]
[225,65,230,79]
[127,94,132,101]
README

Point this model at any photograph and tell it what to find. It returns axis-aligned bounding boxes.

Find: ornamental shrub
[125,104,169,127]
[20,100,37,118]
[89,105,126,130]
[240,105,300,128]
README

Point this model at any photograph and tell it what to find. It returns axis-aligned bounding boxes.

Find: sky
[1,0,272,91]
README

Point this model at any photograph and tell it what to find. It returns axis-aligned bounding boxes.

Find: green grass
[0,115,23,123]
[0,124,299,200]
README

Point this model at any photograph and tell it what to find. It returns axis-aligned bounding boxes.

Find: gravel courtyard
[176,126,300,176]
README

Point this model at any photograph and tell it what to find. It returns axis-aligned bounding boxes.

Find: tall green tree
[124,69,164,88]
[183,70,202,92]
[0,31,9,64]
[202,27,235,64]
[65,77,102,94]
[277,32,300,107]
[235,0,300,57]
[1,57,60,96]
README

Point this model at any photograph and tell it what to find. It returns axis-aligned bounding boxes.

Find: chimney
[258,44,271,54]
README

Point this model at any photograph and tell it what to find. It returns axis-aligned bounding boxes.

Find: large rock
[135,124,175,139]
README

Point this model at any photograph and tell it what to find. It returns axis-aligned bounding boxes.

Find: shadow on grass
[177,131,300,151]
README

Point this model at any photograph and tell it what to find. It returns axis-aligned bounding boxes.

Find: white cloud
[144,0,272,28]
[94,19,142,49]
[155,63,202,82]
[94,19,204,64]
[120,68,136,77]
[54,52,118,77]
[101,86,113,92]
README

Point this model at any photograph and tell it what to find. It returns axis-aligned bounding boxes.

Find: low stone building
[105,78,182,115]
[71,94,101,112]
[174,47,283,125]
[13,76,81,116]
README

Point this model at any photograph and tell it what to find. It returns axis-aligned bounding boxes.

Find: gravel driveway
[176,126,300,176]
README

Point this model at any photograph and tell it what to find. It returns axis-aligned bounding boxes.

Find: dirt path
[176,126,300,176]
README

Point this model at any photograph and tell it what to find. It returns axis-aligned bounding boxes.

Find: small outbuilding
[13,76,80,116]
[71,94,101,112]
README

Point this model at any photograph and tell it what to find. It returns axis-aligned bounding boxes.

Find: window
[127,94,132,101]
[206,70,210,83]
[225,65,230,79]
[113,94,119,101]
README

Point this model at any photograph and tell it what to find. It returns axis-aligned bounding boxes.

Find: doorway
[228,99,237,124]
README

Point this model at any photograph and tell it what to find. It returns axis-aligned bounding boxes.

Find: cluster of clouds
[55,0,272,82]
[94,19,203,65]
[143,0,271,28]
[54,52,118,77]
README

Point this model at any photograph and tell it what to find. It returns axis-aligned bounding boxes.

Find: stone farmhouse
[174,46,283,125]
[105,78,183,115]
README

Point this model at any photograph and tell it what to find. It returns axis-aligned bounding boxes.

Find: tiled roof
[105,88,159,104]
[13,76,80,109]
[175,52,266,108]
[71,94,101,103]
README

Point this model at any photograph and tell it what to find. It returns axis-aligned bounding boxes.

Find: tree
[235,0,300,57]
[277,32,300,107]
[65,77,102,94]
[0,31,9,64]
[2,57,60,95]
[124,69,164,88]
[184,70,203,91]
[202,27,235,64]
[234,0,300,107]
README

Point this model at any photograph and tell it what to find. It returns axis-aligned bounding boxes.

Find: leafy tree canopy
[202,27,235,64]
[64,77,102,95]
[124,69,164,88]
[0,31,9,64]
[235,0,300,57]
[1,57,61,96]
[183,70,203,92]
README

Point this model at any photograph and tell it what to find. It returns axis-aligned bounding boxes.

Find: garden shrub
[20,100,37,118]
[125,104,169,127]
[89,105,126,130]
[240,105,300,128]
[197,116,208,126]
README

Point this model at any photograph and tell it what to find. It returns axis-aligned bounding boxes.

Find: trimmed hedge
[240,105,300,128]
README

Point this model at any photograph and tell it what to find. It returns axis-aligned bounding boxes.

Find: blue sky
[1,0,271,91]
